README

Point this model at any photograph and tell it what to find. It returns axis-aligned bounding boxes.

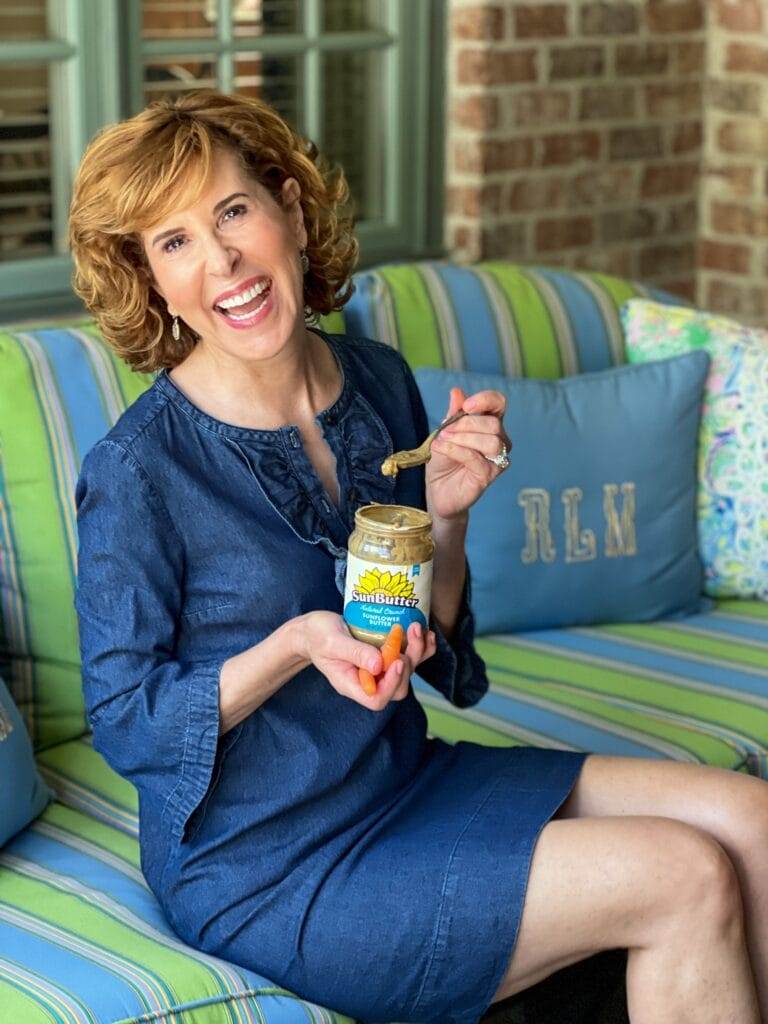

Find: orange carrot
[358,667,378,696]
[380,623,404,671]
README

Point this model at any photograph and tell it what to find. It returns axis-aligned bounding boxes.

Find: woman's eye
[222,204,247,223]
[162,235,185,254]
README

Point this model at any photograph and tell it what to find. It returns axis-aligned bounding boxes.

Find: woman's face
[141,146,308,363]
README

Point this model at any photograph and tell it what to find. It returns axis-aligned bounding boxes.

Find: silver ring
[485,443,510,470]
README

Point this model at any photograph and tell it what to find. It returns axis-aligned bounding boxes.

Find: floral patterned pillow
[622,299,768,600]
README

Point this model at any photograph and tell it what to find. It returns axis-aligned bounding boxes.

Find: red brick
[616,42,670,76]
[550,46,605,79]
[704,164,755,198]
[449,224,481,260]
[513,4,568,37]
[647,1,704,32]
[452,93,501,131]
[725,43,768,76]
[452,5,506,40]
[639,242,696,277]
[569,166,637,205]
[454,137,536,174]
[541,131,601,166]
[446,184,505,217]
[572,248,634,277]
[511,88,571,126]
[480,221,528,259]
[536,216,595,251]
[711,201,768,237]
[718,121,768,158]
[601,208,659,243]
[641,162,699,198]
[507,176,567,211]
[672,122,702,154]
[714,0,763,31]
[675,40,706,75]
[666,199,698,235]
[705,279,768,321]
[699,239,752,274]
[645,82,701,119]
[662,279,696,302]
[580,2,639,34]
[579,85,637,120]
[708,81,762,116]
[457,48,538,87]
[609,126,663,161]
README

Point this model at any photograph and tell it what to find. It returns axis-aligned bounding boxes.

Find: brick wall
[445,0,705,301]
[700,0,768,322]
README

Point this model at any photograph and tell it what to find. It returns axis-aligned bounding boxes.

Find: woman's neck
[169,328,341,431]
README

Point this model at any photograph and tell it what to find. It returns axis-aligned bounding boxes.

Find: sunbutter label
[343,553,433,636]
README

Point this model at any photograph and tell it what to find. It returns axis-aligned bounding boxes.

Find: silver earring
[300,250,309,274]
[172,315,180,341]
[304,305,319,326]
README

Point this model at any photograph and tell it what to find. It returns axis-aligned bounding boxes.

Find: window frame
[0,0,446,324]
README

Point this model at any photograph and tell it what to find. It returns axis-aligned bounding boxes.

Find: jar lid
[354,503,432,535]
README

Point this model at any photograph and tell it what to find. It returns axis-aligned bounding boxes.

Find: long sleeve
[75,440,229,841]
[400,361,489,709]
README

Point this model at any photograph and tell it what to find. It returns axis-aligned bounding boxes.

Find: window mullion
[217,0,233,95]
[303,0,322,147]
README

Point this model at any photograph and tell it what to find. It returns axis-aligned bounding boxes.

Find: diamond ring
[485,443,510,470]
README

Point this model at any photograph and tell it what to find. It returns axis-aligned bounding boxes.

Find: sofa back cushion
[0,673,52,843]
[340,261,677,375]
[0,323,152,749]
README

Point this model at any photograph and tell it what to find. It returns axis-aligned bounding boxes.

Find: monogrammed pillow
[415,353,710,633]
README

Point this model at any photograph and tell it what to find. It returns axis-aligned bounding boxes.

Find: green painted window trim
[0,0,446,323]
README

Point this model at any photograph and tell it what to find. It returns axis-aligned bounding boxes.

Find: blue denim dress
[75,329,587,1024]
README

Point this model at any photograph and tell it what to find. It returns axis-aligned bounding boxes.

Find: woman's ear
[281,177,307,251]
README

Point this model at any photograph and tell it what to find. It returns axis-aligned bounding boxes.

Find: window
[0,0,446,322]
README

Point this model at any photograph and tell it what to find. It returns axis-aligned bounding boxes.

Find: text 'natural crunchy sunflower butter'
[343,504,434,650]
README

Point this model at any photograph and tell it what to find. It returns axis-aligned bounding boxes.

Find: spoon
[381,409,468,477]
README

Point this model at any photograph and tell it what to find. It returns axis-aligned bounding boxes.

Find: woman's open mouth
[214,280,274,330]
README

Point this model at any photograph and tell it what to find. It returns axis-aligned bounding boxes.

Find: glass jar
[343,503,434,649]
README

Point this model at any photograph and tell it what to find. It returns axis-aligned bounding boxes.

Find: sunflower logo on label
[343,556,432,637]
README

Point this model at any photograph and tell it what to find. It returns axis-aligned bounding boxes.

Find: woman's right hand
[295,611,435,711]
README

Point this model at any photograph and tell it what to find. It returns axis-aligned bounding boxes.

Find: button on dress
[75,329,587,1024]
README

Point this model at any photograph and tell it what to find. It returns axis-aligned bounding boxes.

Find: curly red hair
[68,90,359,372]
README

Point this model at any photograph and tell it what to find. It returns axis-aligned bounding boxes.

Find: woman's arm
[428,512,468,643]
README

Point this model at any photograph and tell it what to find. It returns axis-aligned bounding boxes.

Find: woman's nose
[204,235,240,276]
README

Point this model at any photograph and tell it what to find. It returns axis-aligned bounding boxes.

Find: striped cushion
[417,599,768,779]
[3,596,761,1021]
[0,737,353,1023]
[335,261,681,375]
[0,323,152,750]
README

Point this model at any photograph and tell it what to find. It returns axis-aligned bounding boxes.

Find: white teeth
[218,279,270,309]
[226,292,269,321]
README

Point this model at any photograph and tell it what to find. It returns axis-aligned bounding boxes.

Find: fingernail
[394,660,404,675]
[414,623,422,638]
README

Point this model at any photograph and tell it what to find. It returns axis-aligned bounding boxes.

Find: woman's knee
[652,817,745,936]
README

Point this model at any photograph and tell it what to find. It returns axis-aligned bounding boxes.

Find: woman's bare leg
[490,814,759,1023]
[556,755,768,1017]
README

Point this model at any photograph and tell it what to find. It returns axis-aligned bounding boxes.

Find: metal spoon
[381,409,468,477]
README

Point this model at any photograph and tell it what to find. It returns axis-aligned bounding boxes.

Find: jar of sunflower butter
[343,504,434,650]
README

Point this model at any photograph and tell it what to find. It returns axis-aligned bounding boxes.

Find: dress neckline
[154,327,353,442]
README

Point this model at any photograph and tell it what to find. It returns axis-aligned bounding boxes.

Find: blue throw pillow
[415,351,710,633]
[0,675,53,846]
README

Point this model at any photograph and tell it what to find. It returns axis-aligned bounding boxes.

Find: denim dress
[75,329,587,1024]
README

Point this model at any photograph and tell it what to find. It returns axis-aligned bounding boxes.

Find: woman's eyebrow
[151,192,251,248]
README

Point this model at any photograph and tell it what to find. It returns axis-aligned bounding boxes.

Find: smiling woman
[68,89,358,372]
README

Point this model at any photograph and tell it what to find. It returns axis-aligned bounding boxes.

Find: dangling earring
[172,315,180,341]
[300,249,319,325]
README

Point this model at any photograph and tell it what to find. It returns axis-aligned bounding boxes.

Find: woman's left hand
[426,386,511,522]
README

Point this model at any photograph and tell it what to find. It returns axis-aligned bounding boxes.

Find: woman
[69,91,767,1024]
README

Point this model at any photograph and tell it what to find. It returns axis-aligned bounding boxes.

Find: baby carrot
[358,667,378,696]
[380,623,405,671]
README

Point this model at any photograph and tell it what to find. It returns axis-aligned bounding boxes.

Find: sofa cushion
[622,298,768,602]
[341,261,680,375]
[0,323,153,750]
[0,676,52,846]
[415,354,709,633]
